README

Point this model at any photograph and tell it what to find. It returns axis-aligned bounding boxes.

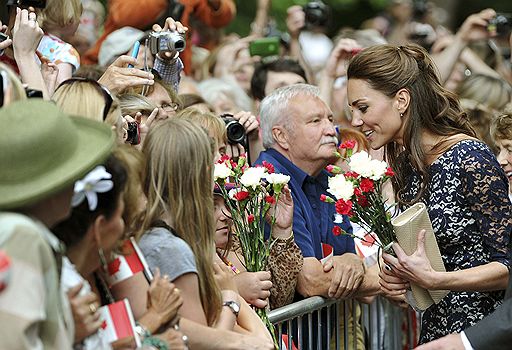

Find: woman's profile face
[347,78,404,149]
[101,196,126,255]
[213,195,231,249]
[496,138,512,193]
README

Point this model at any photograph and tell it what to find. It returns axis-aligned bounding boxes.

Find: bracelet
[142,336,169,350]
[272,230,294,245]
[135,322,151,340]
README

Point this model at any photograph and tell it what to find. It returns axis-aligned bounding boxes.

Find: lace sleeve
[460,147,512,268]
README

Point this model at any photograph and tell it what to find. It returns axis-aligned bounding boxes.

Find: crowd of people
[0,0,511,349]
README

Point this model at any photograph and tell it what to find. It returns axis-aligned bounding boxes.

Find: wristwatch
[222,300,240,317]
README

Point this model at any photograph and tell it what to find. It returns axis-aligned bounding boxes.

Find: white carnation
[348,151,373,177]
[240,167,267,190]
[266,173,290,185]
[327,174,354,200]
[214,162,232,180]
[369,159,388,180]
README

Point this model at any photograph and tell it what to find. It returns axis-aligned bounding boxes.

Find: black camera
[7,0,46,8]
[303,0,331,29]
[148,31,186,56]
[126,121,140,145]
[221,114,246,145]
[488,13,512,37]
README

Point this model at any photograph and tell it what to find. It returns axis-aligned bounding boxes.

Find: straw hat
[0,100,115,209]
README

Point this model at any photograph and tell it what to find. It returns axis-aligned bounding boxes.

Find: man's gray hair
[259,84,320,149]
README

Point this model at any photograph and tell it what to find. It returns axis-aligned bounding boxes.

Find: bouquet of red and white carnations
[213,154,290,347]
[321,140,396,251]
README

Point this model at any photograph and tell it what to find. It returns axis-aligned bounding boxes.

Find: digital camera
[148,31,186,56]
[488,13,512,37]
[221,114,246,145]
[126,122,140,145]
[7,0,46,8]
[303,0,331,29]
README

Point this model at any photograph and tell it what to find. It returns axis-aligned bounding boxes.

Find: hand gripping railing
[268,296,418,350]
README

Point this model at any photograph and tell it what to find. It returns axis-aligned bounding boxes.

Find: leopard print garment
[231,234,303,309]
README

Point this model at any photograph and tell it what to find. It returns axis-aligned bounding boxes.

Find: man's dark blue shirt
[256,148,355,259]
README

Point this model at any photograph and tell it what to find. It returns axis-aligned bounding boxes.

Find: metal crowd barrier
[269,296,418,350]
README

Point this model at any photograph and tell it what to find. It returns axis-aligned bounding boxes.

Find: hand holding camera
[150,17,188,60]
[12,8,44,58]
[324,38,362,79]
[456,8,497,44]
[0,22,13,56]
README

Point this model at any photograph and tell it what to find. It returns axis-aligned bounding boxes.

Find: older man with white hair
[255,83,379,300]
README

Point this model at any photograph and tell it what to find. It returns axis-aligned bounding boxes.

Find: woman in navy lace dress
[346,44,511,343]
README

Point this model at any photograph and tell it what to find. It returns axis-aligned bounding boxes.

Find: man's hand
[98,55,154,94]
[323,253,365,299]
[415,333,465,350]
[234,271,272,308]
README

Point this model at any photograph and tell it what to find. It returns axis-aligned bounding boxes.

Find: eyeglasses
[56,77,115,121]
[156,102,179,112]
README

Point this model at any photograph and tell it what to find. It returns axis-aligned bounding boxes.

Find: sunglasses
[56,77,115,121]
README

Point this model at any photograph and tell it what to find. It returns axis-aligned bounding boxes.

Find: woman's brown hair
[347,44,476,204]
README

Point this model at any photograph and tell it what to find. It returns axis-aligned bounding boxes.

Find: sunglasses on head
[56,77,115,121]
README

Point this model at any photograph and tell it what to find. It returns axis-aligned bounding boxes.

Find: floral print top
[37,34,80,72]
[400,139,511,343]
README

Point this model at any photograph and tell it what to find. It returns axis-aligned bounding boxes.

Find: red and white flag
[0,250,11,292]
[281,334,298,350]
[98,299,141,347]
[320,243,333,264]
[352,224,380,267]
[106,237,153,286]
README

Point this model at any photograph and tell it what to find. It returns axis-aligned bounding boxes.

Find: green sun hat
[0,100,115,209]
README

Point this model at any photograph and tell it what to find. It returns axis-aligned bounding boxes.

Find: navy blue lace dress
[400,140,512,343]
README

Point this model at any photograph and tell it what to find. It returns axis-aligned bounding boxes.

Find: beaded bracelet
[142,336,169,350]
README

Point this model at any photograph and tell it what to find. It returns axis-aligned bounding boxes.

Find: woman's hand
[382,230,438,290]
[0,21,12,53]
[134,108,159,149]
[12,8,43,57]
[146,268,183,326]
[379,261,410,309]
[266,184,293,239]
[323,38,362,79]
[213,262,238,292]
[455,8,496,44]
[67,283,102,343]
[40,60,59,96]
[152,17,189,61]
[157,328,188,350]
[234,271,272,308]
[98,55,155,95]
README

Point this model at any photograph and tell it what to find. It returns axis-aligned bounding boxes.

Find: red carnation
[357,195,369,207]
[262,161,275,174]
[335,199,353,215]
[234,191,250,201]
[359,178,375,193]
[219,154,230,163]
[332,226,343,236]
[354,188,362,197]
[265,195,275,204]
[339,140,356,149]
[247,214,255,223]
[345,171,359,179]
[385,167,395,177]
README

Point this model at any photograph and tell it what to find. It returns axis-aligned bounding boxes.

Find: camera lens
[226,120,246,144]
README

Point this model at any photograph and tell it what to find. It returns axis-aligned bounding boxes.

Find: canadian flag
[98,299,141,347]
[281,334,298,350]
[106,237,153,286]
[320,243,333,264]
[352,224,380,267]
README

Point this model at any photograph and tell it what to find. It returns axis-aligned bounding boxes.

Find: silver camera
[148,31,186,55]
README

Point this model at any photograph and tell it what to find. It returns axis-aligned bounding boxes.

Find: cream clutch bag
[391,202,449,310]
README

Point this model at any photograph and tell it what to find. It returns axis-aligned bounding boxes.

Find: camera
[126,121,140,145]
[148,31,186,56]
[221,114,246,145]
[6,0,46,8]
[488,13,512,37]
[303,0,331,29]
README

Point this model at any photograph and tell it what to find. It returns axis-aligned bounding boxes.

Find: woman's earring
[400,112,404,118]
[98,248,108,271]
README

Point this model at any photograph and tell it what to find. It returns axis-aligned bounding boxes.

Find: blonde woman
[0,63,27,107]
[128,118,273,349]
[53,78,125,143]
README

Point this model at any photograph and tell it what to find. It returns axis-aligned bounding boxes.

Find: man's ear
[395,88,411,114]
[272,126,290,150]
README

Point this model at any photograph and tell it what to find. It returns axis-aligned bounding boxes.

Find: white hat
[98,27,146,67]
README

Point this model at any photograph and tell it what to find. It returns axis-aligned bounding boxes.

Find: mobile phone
[249,37,280,58]
[7,0,47,8]
[127,41,140,68]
